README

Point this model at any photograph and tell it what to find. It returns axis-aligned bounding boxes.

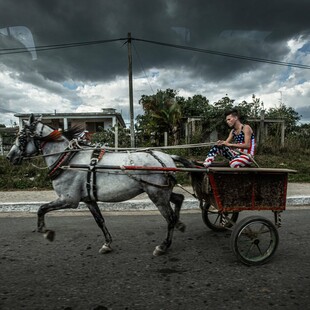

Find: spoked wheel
[230,216,279,266]
[201,203,239,232]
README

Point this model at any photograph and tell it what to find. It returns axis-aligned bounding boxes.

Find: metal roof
[14,111,126,127]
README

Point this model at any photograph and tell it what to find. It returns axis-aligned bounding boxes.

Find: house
[0,109,126,155]
[14,109,126,133]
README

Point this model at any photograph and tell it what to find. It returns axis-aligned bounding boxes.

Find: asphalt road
[0,209,309,310]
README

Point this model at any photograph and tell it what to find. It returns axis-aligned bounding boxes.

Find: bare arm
[223,125,252,149]
[216,130,234,146]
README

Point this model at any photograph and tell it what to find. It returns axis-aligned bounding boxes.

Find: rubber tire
[230,216,279,266]
[202,203,239,232]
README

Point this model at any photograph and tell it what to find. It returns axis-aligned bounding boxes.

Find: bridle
[15,121,76,179]
[17,120,62,158]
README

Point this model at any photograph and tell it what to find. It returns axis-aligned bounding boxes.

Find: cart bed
[207,167,296,212]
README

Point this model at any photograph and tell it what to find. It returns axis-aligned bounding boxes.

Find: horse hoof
[44,230,55,242]
[35,227,45,233]
[153,245,166,256]
[176,221,186,233]
[99,244,112,254]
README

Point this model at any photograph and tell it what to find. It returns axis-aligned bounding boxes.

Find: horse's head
[6,114,62,165]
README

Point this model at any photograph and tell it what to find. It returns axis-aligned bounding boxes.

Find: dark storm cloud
[296,105,310,122]
[0,0,309,88]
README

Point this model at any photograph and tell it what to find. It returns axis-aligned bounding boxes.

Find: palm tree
[139,89,182,145]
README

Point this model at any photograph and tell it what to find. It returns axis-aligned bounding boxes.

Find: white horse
[7,115,186,256]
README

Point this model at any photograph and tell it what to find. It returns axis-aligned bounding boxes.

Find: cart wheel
[201,203,239,232]
[231,216,279,266]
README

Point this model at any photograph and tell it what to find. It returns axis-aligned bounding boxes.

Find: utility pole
[127,32,135,147]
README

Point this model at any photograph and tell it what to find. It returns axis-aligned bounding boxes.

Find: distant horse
[7,114,185,256]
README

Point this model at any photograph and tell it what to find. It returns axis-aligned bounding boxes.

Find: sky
[0,0,310,127]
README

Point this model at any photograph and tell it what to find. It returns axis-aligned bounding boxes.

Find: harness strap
[86,148,106,201]
[48,149,78,180]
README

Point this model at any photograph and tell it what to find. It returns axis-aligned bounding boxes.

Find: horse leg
[84,201,113,254]
[37,198,79,241]
[147,191,178,256]
[170,192,186,232]
[154,204,177,256]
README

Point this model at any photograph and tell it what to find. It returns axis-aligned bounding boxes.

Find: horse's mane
[62,125,84,140]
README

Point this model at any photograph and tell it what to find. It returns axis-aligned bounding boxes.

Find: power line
[0,38,127,56]
[132,37,310,70]
[0,35,309,70]
[132,41,155,94]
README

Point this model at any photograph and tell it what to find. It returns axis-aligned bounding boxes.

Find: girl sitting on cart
[204,108,255,168]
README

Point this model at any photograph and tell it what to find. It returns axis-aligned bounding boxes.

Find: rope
[31,162,48,170]
[108,142,216,151]
[23,141,260,171]
[23,141,217,160]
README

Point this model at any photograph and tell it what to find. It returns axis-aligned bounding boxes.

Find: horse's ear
[22,119,29,127]
[37,115,43,122]
[29,114,35,124]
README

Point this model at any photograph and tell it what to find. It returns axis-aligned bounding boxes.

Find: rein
[16,120,214,192]
[23,141,217,161]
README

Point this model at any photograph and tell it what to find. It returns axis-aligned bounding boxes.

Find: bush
[0,156,52,190]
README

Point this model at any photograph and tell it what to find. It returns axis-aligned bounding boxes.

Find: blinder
[17,120,45,157]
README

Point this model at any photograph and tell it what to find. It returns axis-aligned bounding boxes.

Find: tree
[266,104,300,134]
[135,89,304,151]
[209,96,235,138]
[137,89,182,145]
[237,94,264,120]
[179,94,210,117]
[91,126,131,148]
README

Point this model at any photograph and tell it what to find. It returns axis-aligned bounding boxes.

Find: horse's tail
[171,155,208,202]
[170,155,195,168]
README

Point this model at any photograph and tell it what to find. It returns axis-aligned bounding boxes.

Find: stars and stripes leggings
[204,145,253,168]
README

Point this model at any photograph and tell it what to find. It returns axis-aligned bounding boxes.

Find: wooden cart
[65,160,296,265]
[200,167,296,266]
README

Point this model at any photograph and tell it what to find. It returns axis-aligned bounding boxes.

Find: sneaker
[203,157,214,168]
[208,205,218,213]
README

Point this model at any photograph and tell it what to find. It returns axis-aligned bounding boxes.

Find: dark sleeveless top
[232,125,255,155]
